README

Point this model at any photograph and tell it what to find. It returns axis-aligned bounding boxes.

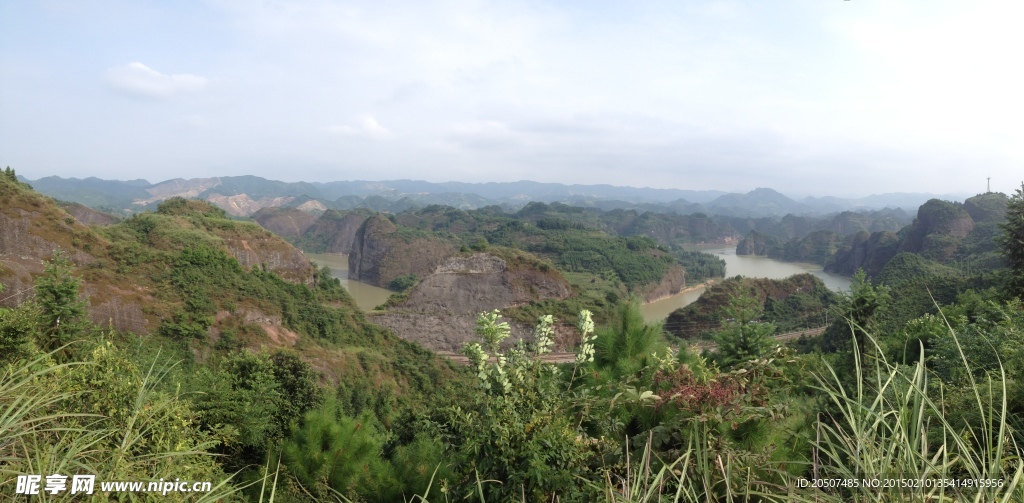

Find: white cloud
[104,62,208,98]
[325,114,391,139]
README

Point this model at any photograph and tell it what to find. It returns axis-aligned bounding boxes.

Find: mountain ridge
[23,174,969,218]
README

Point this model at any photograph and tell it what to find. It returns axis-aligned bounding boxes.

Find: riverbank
[643,278,717,304]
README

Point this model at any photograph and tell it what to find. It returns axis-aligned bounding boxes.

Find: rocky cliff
[962,192,1008,223]
[736,230,781,256]
[401,253,571,313]
[637,264,687,302]
[251,207,317,239]
[824,230,900,277]
[59,202,120,226]
[0,177,146,333]
[896,199,975,263]
[371,252,572,352]
[221,234,315,285]
[1,184,317,338]
[295,210,369,253]
[203,193,297,217]
[348,215,455,288]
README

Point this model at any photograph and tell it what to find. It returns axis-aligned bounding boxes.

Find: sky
[1,0,1022,198]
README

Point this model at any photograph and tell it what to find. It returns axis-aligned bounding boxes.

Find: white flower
[576,310,596,364]
[534,315,555,356]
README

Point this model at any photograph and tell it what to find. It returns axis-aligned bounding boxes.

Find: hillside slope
[0,176,456,389]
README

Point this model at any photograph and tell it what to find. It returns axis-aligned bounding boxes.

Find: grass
[0,348,248,502]
[389,319,1024,502]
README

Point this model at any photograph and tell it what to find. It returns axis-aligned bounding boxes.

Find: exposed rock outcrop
[348,215,455,288]
[371,252,572,352]
[296,200,328,215]
[399,253,571,314]
[133,177,222,205]
[638,264,687,302]
[59,202,119,226]
[962,192,1008,223]
[252,207,317,238]
[222,235,315,285]
[897,199,975,263]
[824,230,900,277]
[204,193,296,217]
[736,230,781,256]
[299,210,370,253]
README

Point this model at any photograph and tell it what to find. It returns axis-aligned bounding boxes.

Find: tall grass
[805,320,1023,502]
[0,350,246,502]
[575,322,1023,502]
[6,322,1021,502]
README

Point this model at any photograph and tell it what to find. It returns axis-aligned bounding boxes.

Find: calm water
[305,253,393,312]
[640,247,851,322]
[307,249,851,320]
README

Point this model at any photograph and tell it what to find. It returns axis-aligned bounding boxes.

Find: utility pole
[988,177,991,193]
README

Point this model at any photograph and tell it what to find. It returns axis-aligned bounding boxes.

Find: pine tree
[713,289,776,368]
[997,183,1024,297]
[35,250,88,358]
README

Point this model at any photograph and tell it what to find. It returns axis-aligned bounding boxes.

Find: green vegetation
[671,249,726,282]
[712,292,776,368]
[666,274,838,341]
[4,175,1024,501]
[998,184,1024,297]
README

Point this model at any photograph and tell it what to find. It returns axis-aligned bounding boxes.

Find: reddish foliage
[652,366,767,417]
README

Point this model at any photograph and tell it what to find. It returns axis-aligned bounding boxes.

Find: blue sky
[1,0,1021,197]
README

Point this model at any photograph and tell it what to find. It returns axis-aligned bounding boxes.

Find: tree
[282,399,396,501]
[594,298,667,379]
[713,291,776,368]
[821,269,891,384]
[34,250,88,358]
[997,182,1024,297]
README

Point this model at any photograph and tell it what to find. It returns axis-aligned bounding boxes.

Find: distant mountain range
[21,174,972,219]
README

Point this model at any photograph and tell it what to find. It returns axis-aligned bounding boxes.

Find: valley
[2,170,1022,502]
[5,4,1023,499]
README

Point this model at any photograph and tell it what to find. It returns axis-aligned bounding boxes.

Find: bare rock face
[88,296,149,334]
[371,252,572,352]
[204,193,296,217]
[322,212,368,253]
[348,215,455,288]
[824,230,900,277]
[371,312,538,352]
[222,236,315,285]
[134,177,222,206]
[295,200,327,215]
[638,264,687,302]
[59,202,119,226]
[402,253,571,314]
[0,209,61,258]
[252,207,317,238]
[897,199,976,262]
[0,261,35,307]
[299,210,369,254]
[1,203,133,332]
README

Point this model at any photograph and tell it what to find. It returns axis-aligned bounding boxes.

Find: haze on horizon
[1,0,1022,198]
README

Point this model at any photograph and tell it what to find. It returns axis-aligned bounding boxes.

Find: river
[306,249,851,322]
[305,253,394,312]
[640,247,851,322]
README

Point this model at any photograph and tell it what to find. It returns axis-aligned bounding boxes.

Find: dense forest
[2,170,1023,501]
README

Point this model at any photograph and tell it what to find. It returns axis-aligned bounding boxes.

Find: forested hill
[0,172,455,387]
[4,165,1024,501]
[735,192,1009,281]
